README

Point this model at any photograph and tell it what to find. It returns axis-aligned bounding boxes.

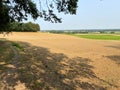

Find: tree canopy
[0,0,78,31]
[9,22,40,32]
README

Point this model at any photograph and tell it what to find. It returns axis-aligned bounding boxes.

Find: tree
[0,0,78,31]
[8,22,40,32]
[21,22,40,32]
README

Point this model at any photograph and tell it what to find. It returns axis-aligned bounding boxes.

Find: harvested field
[0,32,120,90]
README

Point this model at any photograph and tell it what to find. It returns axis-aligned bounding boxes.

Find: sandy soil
[0,32,120,90]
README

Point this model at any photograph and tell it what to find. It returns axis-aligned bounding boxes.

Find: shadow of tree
[106,45,120,50]
[106,55,120,65]
[105,45,120,65]
[0,41,118,90]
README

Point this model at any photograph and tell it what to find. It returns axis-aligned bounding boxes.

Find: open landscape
[0,32,120,90]
[1,0,120,90]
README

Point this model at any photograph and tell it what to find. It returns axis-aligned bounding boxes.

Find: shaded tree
[0,0,78,32]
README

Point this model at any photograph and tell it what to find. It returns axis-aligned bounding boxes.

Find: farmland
[0,32,120,90]
[71,34,120,40]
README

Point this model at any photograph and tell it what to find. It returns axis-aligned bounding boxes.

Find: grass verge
[0,40,14,63]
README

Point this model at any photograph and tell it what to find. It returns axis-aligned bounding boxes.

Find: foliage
[99,31,106,34]
[48,30,89,34]
[0,0,78,32]
[110,31,115,34]
[9,22,40,32]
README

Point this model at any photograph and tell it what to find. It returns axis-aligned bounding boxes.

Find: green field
[71,34,120,40]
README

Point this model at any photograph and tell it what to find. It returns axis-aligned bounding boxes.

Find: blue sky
[28,0,120,30]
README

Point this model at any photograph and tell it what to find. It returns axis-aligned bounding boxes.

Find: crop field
[0,32,120,90]
[71,34,120,40]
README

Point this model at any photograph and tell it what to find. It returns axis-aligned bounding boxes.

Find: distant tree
[9,22,20,31]
[8,22,40,32]
[0,0,78,32]
[50,30,57,33]
[110,31,115,34]
[22,22,40,32]
[100,31,105,34]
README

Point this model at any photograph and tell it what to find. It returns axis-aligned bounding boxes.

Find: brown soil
[0,32,120,90]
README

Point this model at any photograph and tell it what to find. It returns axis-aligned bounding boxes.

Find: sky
[27,0,120,30]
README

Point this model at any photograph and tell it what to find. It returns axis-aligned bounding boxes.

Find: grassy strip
[71,34,120,40]
[0,40,24,58]
[0,40,7,54]
[0,40,14,63]
[11,42,24,51]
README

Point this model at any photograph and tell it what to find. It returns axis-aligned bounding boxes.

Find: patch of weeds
[0,41,7,53]
[18,68,27,73]
[0,39,7,53]
[24,74,34,82]
[0,47,5,53]
[18,68,34,82]
[34,82,46,88]
[0,65,6,70]
[11,42,24,51]
[0,41,14,62]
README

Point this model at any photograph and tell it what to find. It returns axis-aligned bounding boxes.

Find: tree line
[4,22,40,32]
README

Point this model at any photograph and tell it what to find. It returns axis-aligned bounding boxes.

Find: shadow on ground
[105,45,120,65]
[106,55,120,65]
[0,40,118,90]
[106,44,120,50]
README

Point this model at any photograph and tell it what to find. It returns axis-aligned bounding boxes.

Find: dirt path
[0,32,120,90]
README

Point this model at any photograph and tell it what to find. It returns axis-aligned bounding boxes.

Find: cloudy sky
[27,0,120,30]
